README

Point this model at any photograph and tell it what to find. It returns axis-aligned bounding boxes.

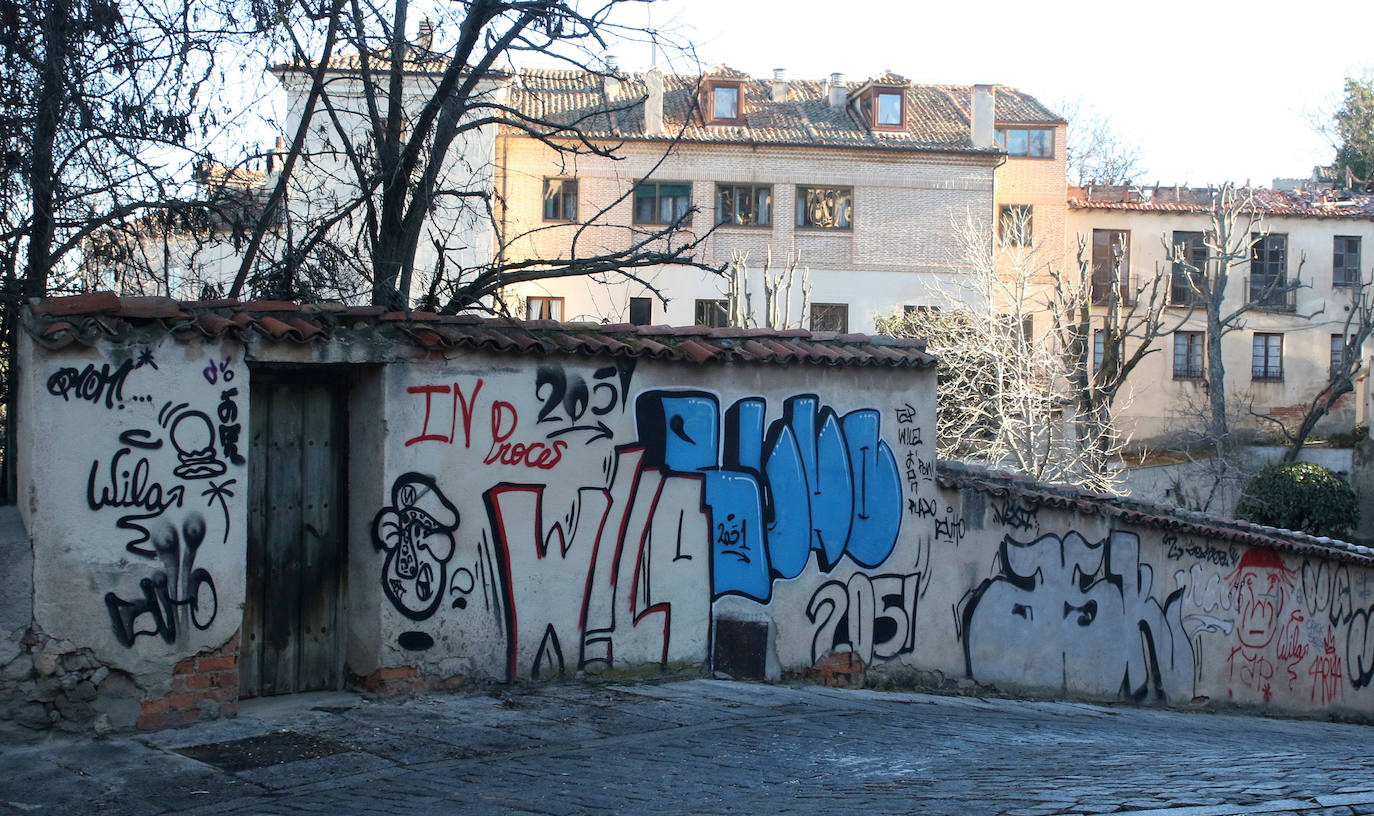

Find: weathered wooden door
[242,372,347,697]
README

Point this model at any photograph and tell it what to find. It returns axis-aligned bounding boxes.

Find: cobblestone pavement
[5,679,1374,815]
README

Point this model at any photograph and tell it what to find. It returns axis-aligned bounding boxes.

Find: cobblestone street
[5,679,1374,815]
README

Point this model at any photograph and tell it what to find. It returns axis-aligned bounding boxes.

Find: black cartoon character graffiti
[372,473,460,620]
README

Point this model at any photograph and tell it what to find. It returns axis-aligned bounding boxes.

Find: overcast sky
[588,0,1373,188]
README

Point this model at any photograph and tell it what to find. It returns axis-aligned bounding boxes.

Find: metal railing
[1244,276,1297,312]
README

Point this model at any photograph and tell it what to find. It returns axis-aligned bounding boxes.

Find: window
[634,181,692,225]
[716,184,772,227]
[796,186,853,229]
[702,81,744,125]
[1093,330,1104,371]
[999,205,1032,247]
[994,127,1055,158]
[694,299,729,328]
[542,178,577,221]
[810,303,849,333]
[1173,332,1205,380]
[1335,236,1362,287]
[1249,233,1291,310]
[1332,334,1350,376]
[1091,229,1132,305]
[1170,230,1207,306]
[877,92,903,127]
[1252,333,1283,381]
[527,296,564,321]
[629,297,652,326]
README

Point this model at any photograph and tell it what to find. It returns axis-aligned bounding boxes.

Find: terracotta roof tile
[22,294,937,370]
[937,461,1373,566]
[32,292,122,317]
[1069,185,1374,219]
[507,68,1060,155]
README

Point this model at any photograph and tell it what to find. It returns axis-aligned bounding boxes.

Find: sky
[581,0,1374,188]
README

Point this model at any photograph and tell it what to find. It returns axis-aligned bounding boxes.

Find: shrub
[1235,462,1359,540]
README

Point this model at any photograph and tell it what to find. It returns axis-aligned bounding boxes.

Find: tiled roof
[508,68,1062,153]
[938,460,1374,566]
[24,293,936,369]
[1068,185,1374,219]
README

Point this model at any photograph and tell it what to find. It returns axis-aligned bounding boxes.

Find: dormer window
[855,84,906,131]
[876,91,903,126]
[702,80,744,125]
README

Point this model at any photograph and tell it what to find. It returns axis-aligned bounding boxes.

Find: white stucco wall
[18,332,248,690]
[16,315,1374,727]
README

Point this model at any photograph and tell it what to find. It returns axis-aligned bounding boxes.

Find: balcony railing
[1091,272,1135,306]
[1172,364,1205,380]
[1244,276,1297,312]
[1251,365,1284,382]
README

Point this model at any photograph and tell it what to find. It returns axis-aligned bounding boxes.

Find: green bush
[1235,462,1359,540]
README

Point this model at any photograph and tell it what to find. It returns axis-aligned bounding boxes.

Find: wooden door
[242,373,346,697]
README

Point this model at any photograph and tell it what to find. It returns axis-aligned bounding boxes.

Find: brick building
[498,66,1066,331]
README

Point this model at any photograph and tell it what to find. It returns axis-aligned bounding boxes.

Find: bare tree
[1164,184,1316,460]
[228,0,722,312]
[723,248,811,330]
[0,0,267,495]
[878,210,1131,493]
[1058,99,1144,187]
[1048,233,1170,475]
[1251,280,1374,461]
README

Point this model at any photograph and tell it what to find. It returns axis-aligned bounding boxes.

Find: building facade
[498,66,1066,332]
[1065,186,1374,443]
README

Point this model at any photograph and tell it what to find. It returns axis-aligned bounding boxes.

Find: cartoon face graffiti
[373,473,459,620]
[1229,549,1295,650]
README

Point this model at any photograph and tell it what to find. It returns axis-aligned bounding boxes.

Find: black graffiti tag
[88,448,186,555]
[217,388,246,466]
[106,514,217,647]
[47,359,135,410]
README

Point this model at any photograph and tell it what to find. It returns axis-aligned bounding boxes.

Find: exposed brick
[140,697,172,716]
[206,670,239,689]
[182,673,212,691]
[198,656,237,672]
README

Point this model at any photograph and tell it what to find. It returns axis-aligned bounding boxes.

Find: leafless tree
[1164,184,1316,459]
[878,210,1132,493]
[1047,233,1170,476]
[0,0,268,495]
[228,0,722,312]
[723,248,811,330]
[1058,99,1144,187]
[1252,280,1374,461]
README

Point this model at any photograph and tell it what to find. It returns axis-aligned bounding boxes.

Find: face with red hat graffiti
[1228,548,1296,651]
[372,473,459,621]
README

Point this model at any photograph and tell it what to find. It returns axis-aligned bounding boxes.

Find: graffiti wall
[19,334,246,683]
[357,357,931,686]
[19,321,1374,728]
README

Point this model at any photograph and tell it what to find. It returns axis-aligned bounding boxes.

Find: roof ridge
[23,293,938,370]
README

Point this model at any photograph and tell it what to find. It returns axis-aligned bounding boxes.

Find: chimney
[644,66,664,136]
[603,54,621,97]
[267,135,286,174]
[827,72,846,108]
[417,18,433,52]
[771,68,788,102]
[971,84,994,149]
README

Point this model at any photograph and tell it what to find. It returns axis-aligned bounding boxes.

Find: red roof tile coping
[31,292,122,317]
[937,460,1374,565]
[23,294,936,370]
[240,300,301,313]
